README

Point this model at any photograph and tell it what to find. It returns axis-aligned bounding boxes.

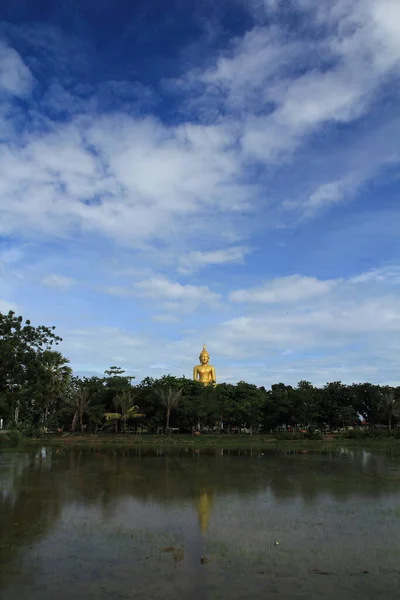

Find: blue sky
[0,0,400,386]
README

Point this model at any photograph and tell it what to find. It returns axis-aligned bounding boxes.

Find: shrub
[305,431,323,441]
[344,428,389,440]
[5,428,23,447]
[274,431,307,441]
[20,423,44,438]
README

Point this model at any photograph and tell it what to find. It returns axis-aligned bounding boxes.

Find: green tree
[213,383,237,432]
[71,387,91,432]
[379,388,400,433]
[352,383,385,426]
[264,383,295,430]
[295,381,319,427]
[0,311,63,426]
[319,382,357,430]
[104,389,143,432]
[35,350,72,427]
[103,366,135,413]
[155,387,182,433]
[233,381,265,434]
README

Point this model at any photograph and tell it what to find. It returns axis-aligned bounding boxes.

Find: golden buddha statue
[193,344,216,385]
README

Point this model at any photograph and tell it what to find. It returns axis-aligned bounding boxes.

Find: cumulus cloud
[104,275,221,312]
[1,1,399,251]
[0,112,251,247]
[191,0,400,168]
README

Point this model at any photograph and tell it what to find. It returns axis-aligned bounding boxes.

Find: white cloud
[62,325,196,378]
[230,275,337,303]
[350,266,400,285]
[0,43,34,97]
[134,276,221,307]
[191,0,400,168]
[0,113,251,247]
[219,298,400,349]
[104,275,221,312]
[213,267,400,367]
[1,1,400,250]
[305,177,360,212]
[42,274,76,291]
[178,246,248,274]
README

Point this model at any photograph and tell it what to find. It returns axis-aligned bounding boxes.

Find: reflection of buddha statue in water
[193,344,216,386]
[196,491,214,534]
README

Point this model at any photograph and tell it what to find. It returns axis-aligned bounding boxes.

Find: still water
[1,446,400,599]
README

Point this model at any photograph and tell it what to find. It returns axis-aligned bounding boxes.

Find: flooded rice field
[1,445,400,599]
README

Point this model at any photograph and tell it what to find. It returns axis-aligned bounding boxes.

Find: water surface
[1,446,400,599]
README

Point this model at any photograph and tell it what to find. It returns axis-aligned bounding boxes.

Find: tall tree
[295,380,319,427]
[352,383,382,425]
[379,389,400,433]
[319,382,358,430]
[71,387,91,432]
[155,387,182,433]
[36,350,72,427]
[0,311,63,425]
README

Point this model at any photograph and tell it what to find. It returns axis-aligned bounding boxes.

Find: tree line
[1,310,400,436]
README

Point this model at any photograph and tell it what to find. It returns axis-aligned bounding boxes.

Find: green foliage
[0,311,66,429]
[5,428,23,446]
[104,389,144,432]
[342,427,400,440]
[71,387,91,432]
[274,431,306,441]
[305,430,324,441]
[273,430,323,441]
[154,387,183,432]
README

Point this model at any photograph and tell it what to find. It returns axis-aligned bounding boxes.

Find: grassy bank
[3,433,400,451]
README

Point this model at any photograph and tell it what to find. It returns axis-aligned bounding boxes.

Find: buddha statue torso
[193,344,216,385]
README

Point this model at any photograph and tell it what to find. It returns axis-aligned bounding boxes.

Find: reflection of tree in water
[1,445,399,585]
[35,445,400,514]
[0,449,63,591]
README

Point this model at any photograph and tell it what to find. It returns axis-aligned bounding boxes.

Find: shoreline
[3,433,400,451]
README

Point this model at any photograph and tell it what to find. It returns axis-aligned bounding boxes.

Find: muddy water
[1,446,400,599]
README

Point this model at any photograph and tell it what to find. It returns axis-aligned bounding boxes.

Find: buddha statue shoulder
[193,344,216,386]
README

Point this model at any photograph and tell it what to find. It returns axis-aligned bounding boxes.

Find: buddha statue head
[199,344,210,365]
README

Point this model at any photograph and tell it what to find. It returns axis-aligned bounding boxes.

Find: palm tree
[104,389,143,432]
[379,389,400,434]
[71,387,91,432]
[40,350,72,426]
[155,387,182,434]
